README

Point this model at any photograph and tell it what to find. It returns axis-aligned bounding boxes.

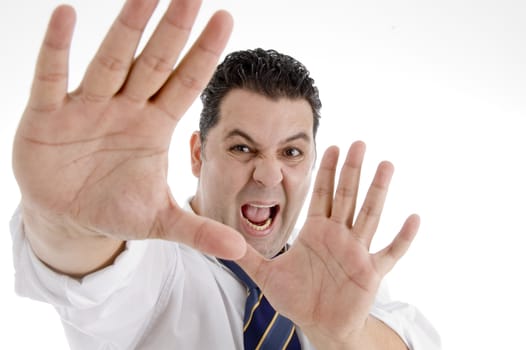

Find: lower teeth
[245,217,272,231]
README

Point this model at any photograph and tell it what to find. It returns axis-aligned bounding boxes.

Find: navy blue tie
[220,259,302,350]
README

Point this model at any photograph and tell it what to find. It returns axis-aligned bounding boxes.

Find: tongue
[242,205,271,225]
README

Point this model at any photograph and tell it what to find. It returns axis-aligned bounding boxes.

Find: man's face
[190,89,316,258]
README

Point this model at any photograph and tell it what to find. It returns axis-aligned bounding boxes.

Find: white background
[1,0,525,348]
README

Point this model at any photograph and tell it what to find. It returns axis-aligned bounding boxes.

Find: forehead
[214,89,314,143]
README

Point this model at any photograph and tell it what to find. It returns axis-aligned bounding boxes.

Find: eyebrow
[225,129,311,146]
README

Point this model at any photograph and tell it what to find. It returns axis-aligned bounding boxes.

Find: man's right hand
[12,0,246,277]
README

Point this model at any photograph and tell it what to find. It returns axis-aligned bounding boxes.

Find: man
[11,0,440,348]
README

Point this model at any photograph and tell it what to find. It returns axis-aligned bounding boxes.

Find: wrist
[302,322,367,350]
[304,315,408,350]
[21,203,125,278]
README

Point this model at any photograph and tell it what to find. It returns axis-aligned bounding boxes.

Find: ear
[190,131,203,177]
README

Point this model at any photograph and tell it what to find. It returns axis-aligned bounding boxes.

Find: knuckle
[95,53,128,73]
[174,73,204,93]
[36,71,67,83]
[140,53,173,74]
[82,91,107,103]
[336,186,355,198]
[312,186,332,198]
[361,203,381,219]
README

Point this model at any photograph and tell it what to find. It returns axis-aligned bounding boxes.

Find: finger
[352,161,394,248]
[307,146,339,218]
[330,141,365,225]
[28,5,75,112]
[373,214,420,275]
[236,244,269,287]
[152,203,247,260]
[122,0,202,101]
[81,0,159,101]
[153,10,233,122]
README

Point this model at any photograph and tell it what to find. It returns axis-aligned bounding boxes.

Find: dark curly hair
[199,48,321,145]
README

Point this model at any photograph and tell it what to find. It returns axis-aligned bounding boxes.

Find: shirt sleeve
[10,206,179,349]
[370,282,442,349]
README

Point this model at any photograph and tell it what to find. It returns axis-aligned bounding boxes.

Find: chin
[251,241,285,259]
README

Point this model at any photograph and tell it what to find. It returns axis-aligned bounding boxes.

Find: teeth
[244,217,273,231]
[250,204,274,208]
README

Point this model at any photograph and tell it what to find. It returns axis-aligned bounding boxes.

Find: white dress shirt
[10,204,441,349]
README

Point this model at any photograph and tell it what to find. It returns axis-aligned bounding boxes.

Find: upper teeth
[249,204,274,208]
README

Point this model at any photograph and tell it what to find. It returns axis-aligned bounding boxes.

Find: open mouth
[241,203,280,231]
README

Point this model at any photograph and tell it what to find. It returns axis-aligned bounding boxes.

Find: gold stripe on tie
[281,325,296,350]
[244,292,265,332]
[254,312,279,350]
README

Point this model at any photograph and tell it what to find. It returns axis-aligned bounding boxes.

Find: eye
[230,144,252,153]
[283,147,302,158]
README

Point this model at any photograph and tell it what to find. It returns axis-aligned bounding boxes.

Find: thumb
[235,244,268,286]
[153,204,247,260]
[373,214,420,275]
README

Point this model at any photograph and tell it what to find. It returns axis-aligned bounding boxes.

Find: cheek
[203,159,251,195]
[284,167,313,204]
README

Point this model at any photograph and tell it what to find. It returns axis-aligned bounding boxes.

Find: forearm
[22,204,125,279]
[306,315,408,350]
[352,315,408,350]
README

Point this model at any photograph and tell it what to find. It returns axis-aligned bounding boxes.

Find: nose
[253,156,283,187]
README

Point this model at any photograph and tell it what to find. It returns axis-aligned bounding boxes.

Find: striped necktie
[220,259,302,350]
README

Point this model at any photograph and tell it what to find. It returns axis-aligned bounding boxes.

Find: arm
[13,0,245,278]
[359,316,409,350]
[21,204,125,278]
[306,315,408,350]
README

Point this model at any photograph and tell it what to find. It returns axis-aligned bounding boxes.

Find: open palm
[12,0,246,272]
[238,142,420,345]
